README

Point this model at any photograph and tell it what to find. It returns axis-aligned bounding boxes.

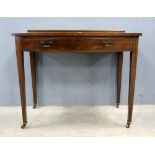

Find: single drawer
[21,37,134,52]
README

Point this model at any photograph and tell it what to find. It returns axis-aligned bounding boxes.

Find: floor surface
[0,105,155,136]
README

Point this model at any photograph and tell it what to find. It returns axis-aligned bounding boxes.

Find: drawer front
[21,37,134,52]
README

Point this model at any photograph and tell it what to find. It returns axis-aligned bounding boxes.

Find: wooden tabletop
[12,30,142,37]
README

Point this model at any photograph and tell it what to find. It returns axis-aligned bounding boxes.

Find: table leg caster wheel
[33,103,37,109]
[116,104,119,108]
[21,123,27,129]
[126,122,131,128]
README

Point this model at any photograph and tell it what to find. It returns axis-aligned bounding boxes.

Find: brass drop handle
[103,41,113,47]
[40,41,53,48]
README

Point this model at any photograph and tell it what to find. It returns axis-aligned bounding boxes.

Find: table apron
[20,37,135,52]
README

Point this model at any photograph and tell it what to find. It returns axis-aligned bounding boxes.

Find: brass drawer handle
[40,41,53,48]
[103,41,113,47]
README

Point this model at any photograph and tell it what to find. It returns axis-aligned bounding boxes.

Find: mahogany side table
[12,30,142,128]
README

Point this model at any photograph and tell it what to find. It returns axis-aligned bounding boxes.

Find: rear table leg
[116,52,123,108]
[29,52,37,109]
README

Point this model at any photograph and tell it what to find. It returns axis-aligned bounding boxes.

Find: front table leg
[126,50,138,128]
[16,38,27,129]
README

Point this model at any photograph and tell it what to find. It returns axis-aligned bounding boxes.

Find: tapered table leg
[29,52,37,109]
[126,42,138,128]
[116,52,123,108]
[16,37,27,129]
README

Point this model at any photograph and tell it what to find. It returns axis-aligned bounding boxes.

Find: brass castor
[33,103,37,109]
[21,123,27,129]
[126,122,131,128]
[116,104,119,108]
